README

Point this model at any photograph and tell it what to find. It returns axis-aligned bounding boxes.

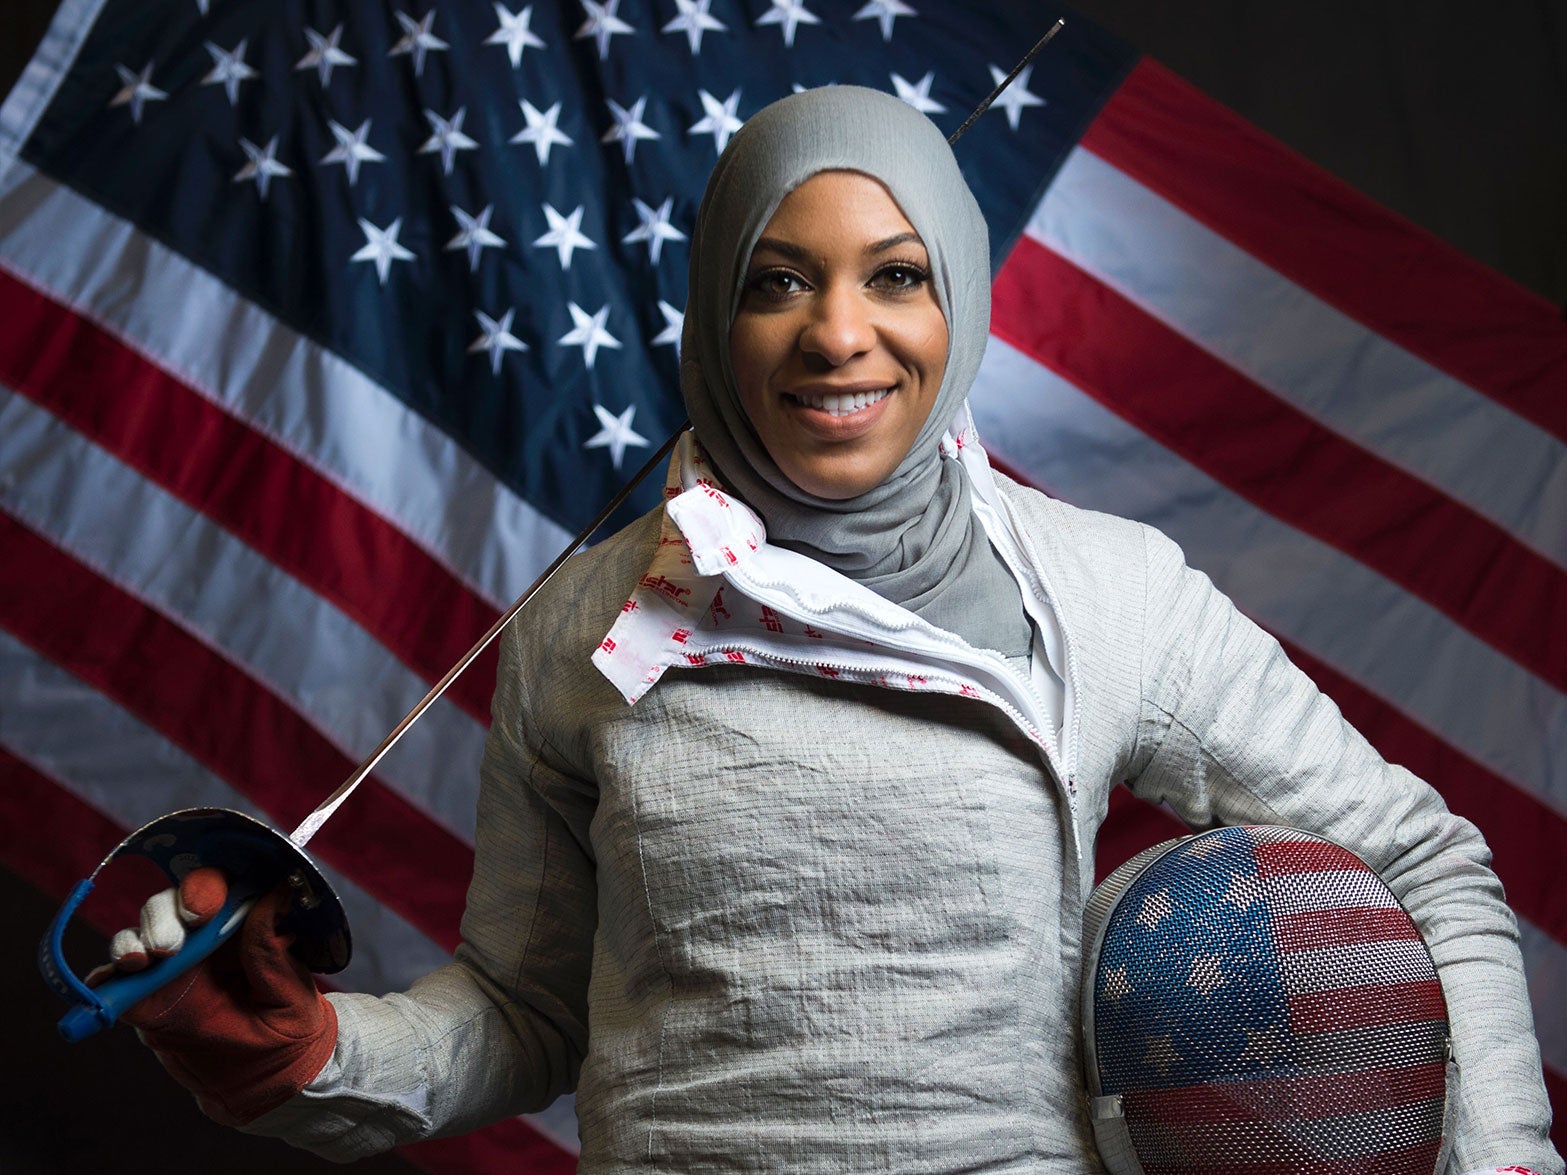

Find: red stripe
[992,237,1567,696]
[0,268,500,723]
[1273,907,1421,953]
[1253,840,1370,879]
[0,746,145,933]
[1,510,471,952]
[1279,638,1567,946]
[1094,786,1189,883]
[1123,1061,1446,1124]
[1082,59,1567,440]
[1288,980,1446,1034]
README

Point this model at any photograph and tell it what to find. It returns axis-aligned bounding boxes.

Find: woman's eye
[872,263,929,292]
[747,269,807,299]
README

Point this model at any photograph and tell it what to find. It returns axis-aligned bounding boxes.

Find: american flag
[1088,825,1451,1173]
[0,0,1560,1169]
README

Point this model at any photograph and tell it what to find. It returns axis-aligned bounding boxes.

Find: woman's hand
[94,867,338,1126]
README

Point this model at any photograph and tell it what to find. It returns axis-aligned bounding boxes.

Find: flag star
[486,3,545,66]
[602,96,660,164]
[623,196,686,265]
[652,299,683,348]
[467,307,528,374]
[533,203,597,269]
[1186,953,1226,996]
[1100,964,1132,1006]
[576,0,635,60]
[108,63,167,125]
[559,302,621,369]
[987,62,1045,130]
[201,40,258,106]
[756,0,821,47]
[389,10,449,78]
[351,217,416,284]
[1222,871,1262,911]
[1142,1033,1182,1076]
[296,24,357,86]
[891,70,946,114]
[1236,1027,1290,1069]
[584,403,649,469]
[663,0,726,54]
[1134,889,1172,930]
[420,107,479,175]
[510,99,573,165]
[321,119,385,185]
[689,87,743,156]
[446,204,507,272]
[853,0,916,41]
[233,136,292,200]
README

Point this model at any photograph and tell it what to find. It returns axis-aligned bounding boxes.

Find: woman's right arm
[241,622,600,1160]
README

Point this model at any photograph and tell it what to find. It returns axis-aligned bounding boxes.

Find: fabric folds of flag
[1,0,1561,1168]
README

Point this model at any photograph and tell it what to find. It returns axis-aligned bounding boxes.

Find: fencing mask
[1081,824,1456,1174]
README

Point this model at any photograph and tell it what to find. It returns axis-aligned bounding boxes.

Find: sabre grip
[43,875,260,1042]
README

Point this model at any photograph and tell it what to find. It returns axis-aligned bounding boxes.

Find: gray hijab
[681,85,1029,657]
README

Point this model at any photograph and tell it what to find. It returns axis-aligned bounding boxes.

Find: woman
[108,85,1561,1172]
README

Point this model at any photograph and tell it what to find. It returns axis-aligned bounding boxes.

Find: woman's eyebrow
[868,231,923,254]
[750,236,808,262]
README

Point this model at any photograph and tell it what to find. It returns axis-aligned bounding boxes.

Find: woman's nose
[800,285,875,365]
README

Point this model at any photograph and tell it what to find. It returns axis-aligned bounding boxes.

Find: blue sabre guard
[40,808,351,1042]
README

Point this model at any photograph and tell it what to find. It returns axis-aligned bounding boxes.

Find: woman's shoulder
[990,469,1157,564]
[509,504,665,655]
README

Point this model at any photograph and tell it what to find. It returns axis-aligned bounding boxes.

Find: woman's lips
[781,385,893,438]
[786,387,891,416]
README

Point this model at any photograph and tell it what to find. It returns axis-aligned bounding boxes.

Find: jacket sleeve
[1125,525,1561,1175]
[239,623,598,1161]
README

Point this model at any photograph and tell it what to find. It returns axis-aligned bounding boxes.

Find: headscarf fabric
[681,85,1029,657]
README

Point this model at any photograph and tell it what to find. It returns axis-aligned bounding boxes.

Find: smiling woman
[729,170,949,500]
[96,84,1561,1175]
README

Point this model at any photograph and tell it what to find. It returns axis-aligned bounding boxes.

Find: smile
[786,388,891,417]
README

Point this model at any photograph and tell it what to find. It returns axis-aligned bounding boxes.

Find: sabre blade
[288,424,689,848]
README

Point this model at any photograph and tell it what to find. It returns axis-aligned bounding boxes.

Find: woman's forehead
[752,171,925,252]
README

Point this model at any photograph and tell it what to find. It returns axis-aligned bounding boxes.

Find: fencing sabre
[40,17,1066,1042]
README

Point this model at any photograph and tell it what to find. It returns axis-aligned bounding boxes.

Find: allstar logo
[638,574,691,602]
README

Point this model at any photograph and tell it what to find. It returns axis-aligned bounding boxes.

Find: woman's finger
[137,888,186,957]
[176,866,228,927]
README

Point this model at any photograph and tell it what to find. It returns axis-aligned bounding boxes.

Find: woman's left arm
[1127,525,1561,1174]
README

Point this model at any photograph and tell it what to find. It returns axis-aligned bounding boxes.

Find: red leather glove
[99,867,338,1126]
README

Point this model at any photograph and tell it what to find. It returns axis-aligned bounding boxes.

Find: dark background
[3,1,1563,1172]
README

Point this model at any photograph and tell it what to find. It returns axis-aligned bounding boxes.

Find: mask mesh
[1082,825,1450,1174]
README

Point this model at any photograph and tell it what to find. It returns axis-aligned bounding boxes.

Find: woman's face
[729,170,949,500]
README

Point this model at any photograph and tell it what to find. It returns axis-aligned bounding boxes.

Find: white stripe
[0,387,485,842]
[1,631,581,1151]
[1030,147,1567,571]
[0,163,574,607]
[1276,939,1437,996]
[0,0,104,172]
[1263,870,1402,915]
[0,630,449,996]
[1519,916,1567,1079]
[972,336,1567,819]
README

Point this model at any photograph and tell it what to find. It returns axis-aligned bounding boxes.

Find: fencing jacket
[246,432,1561,1174]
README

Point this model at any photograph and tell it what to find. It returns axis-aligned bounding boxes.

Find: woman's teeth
[792,388,890,416]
